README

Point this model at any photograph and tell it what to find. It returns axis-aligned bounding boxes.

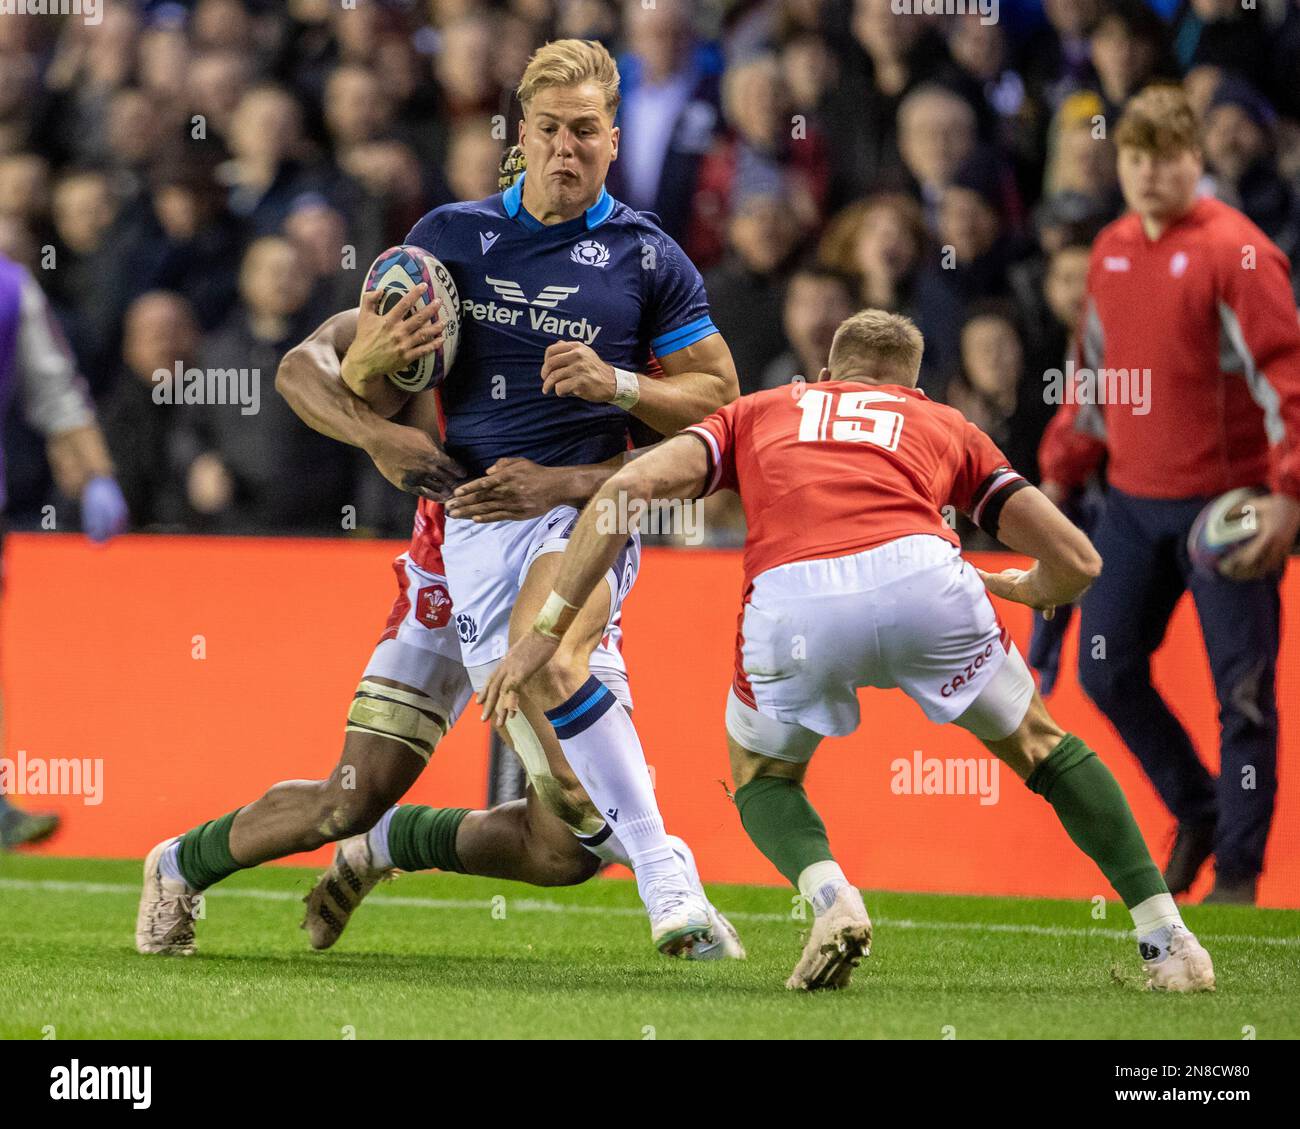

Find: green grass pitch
[2,855,1298,1040]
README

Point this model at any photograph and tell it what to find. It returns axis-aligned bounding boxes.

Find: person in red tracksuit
[1039,85,1300,905]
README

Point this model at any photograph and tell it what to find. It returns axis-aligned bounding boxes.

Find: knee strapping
[346,680,447,763]
[502,711,603,836]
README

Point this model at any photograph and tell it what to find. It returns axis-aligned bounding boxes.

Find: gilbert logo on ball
[1187,485,1267,577]
[362,246,461,392]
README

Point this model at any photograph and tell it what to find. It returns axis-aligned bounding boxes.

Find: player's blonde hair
[516,39,621,119]
[1115,84,1201,156]
[828,310,925,386]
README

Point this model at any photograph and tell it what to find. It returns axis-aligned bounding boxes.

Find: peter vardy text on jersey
[461,296,602,346]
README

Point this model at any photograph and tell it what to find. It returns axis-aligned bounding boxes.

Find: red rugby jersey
[1038,196,1300,500]
[684,381,1024,595]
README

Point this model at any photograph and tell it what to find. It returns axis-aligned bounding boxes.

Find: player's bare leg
[141,676,592,953]
[728,733,871,991]
[969,688,1215,993]
[502,550,713,955]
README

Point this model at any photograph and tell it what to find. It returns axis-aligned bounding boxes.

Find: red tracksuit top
[1038,196,1300,501]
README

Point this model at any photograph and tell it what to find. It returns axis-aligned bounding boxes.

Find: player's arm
[15,270,127,540]
[624,333,739,434]
[1214,238,1300,579]
[539,332,738,434]
[976,486,1103,614]
[445,450,636,523]
[1038,292,1108,506]
[477,434,709,723]
[275,308,466,499]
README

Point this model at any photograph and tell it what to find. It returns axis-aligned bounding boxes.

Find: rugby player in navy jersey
[138,40,743,959]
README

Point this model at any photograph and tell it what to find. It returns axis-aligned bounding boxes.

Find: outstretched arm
[478,435,709,723]
[977,486,1103,615]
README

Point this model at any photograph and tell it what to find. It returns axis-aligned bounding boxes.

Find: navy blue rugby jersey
[405,172,718,476]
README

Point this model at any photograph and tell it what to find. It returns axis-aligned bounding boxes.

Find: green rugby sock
[1026,734,1168,908]
[734,776,834,887]
[177,809,243,890]
[387,805,470,873]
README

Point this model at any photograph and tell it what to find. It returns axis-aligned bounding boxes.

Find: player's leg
[954,653,1215,992]
[137,676,450,955]
[502,547,711,953]
[0,687,60,849]
[1185,560,1281,904]
[1075,489,1217,894]
[725,694,871,991]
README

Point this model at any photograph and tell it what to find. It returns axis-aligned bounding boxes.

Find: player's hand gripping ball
[361,246,461,392]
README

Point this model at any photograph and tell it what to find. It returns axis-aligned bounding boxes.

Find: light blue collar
[502,171,615,231]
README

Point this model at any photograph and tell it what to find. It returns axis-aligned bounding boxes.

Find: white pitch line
[2,876,1297,948]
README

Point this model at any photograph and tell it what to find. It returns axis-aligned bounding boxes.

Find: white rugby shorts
[725,534,1034,762]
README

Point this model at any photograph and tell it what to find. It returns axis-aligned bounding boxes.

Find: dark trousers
[1077,487,1280,881]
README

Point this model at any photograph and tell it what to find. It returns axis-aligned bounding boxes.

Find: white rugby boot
[1142,925,1216,992]
[667,836,746,961]
[135,838,200,955]
[643,872,714,957]
[786,884,872,991]
[301,833,394,950]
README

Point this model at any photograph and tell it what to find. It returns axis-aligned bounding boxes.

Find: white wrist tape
[534,590,580,640]
[611,367,640,410]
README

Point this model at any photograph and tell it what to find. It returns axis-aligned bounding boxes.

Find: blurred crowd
[2,0,1299,542]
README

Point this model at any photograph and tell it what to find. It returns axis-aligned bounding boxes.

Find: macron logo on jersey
[462,277,602,344]
[479,231,500,254]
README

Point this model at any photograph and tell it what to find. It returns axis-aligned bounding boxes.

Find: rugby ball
[1187,486,1267,577]
[361,245,460,392]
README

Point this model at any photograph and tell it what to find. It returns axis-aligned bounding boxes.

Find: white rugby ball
[361,245,460,392]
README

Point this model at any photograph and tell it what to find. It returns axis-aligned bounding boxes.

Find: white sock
[1131,892,1184,959]
[367,806,398,870]
[797,860,850,917]
[545,677,678,893]
[160,840,190,886]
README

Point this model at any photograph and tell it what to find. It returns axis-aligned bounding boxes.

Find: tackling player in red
[483,309,1216,993]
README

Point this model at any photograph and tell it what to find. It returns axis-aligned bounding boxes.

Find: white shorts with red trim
[363,551,473,729]
[726,534,1034,762]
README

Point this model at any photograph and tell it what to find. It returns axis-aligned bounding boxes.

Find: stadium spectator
[822,0,957,207]
[175,236,352,534]
[896,83,980,231]
[47,168,124,391]
[912,150,1016,395]
[283,194,359,321]
[1020,0,1102,114]
[98,291,199,530]
[1087,0,1174,121]
[686,53,829,270]
[704,186,803,395]
[759,261,857,391]
[1201,78,1300,260]
[1039,85,1300,905]
[606,0,721,240]
[224,84,322,236]
[945,301,1052,488]
[1042,90,1121,215]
